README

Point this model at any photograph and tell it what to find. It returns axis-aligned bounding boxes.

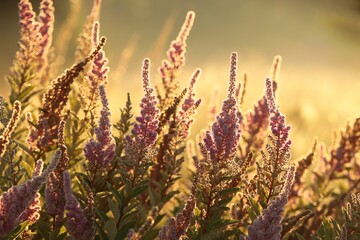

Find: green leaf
[107,197,120,222]
[107,183,125,206]
[129,184,149,199]
[116,221,136,240]
[104,220,117,240]
[95,207,110,222]
[216,187,240,198]
[94,221,109,240]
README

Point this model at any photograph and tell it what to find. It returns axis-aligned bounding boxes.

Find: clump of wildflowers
[193,52,243,237]
[26,37,106,153]
[0,151,60,236]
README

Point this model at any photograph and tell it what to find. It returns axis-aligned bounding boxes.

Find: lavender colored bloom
[0,101,21,158]
[126,58,160,148]
[265,78,291,157]
[246,165,296,240]
[158,195,196,240]
[90,22,109,84]
[45,119,69,224]
[18,160,43,225]
[160,11,194,77]
[18,0,40,44]
[82,21,110,113]
[84,85,116,168]
[203,52,241,161]
[37,0,54,74]
[63,171,94,240]
[181,69,201,112]
[158,11,195,107]
[177,69,202,140]
[75,0,102,61]
[0,151,60,236]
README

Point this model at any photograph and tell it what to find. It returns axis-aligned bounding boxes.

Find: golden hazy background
[0,0,359,157]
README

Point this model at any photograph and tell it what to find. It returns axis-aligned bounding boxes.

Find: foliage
[0,1,359,239]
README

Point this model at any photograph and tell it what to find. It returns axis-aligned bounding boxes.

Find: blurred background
[0,0,359,157]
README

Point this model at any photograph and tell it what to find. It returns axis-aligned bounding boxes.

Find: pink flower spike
[84,85,116,169]
[63,171,94,240]
[203,52,242,162]
[246,166,296,240]
[128,58,160,148]
[0,151,60,236]
[181,68,201,112]
[37,0,54,68]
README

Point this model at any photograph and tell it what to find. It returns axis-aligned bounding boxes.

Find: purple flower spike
[246,166,296,240]
[37,0,54,70]
[177,69,202,140]
[265,78,291,156]
[203,52,242,162]
[128,58,160,148]
[63,171,94,240]
[90,21,109,85]
[84,85,116,169]
[0,151,60,236]
[158,195,196,240]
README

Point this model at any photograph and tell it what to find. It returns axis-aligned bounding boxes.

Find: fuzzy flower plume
[126,58,160,148]
[329,118,360,180]
[158,195,196,240]
[18,160,43,225]
[124,59,159,184]
[63,171,94,240]
[177,69,202,140]
[255,78,292,204]
[27,37,106,152]
[240,56,281,159]
[84,85,116,169]
[0,151,60,236]
[17,0,40,66]
[75,0,102,61]
[245,165,296,240]
[45,119,70,224]
[158,11,195,107]
[203,52,242,162]
[0,101,21,158]
[265,78,291,163]
[82,21,110,113]
[6,0,40,107]
[37,0,54,77]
